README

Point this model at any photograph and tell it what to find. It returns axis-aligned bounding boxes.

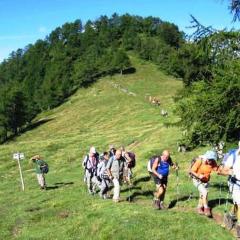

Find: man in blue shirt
[151,150,177,209]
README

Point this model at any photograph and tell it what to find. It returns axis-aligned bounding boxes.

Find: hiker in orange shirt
[190,150,219,217]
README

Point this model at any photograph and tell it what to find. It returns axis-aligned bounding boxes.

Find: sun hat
[202,150,217,161]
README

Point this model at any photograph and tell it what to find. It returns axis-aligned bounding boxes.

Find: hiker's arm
[152,159,162,179]
[106,159,113,179]
[217,165,233,176]
[218,154,234,176]
[172,162,179,170]
[107,169,113,179]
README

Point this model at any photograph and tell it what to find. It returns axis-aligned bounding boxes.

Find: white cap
[90,146,96,154]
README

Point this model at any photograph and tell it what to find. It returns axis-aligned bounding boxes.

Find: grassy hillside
[0,56,234,239]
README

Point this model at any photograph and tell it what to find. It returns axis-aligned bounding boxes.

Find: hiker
[82,146,99,195]
[218,143,240,237]
[121,146,136,185]
[109,145,116,158]
[97,152,111,199]
[190,150,219,217]
[106,149,126,202]
[31,155,48,190]
[151,150,177,209]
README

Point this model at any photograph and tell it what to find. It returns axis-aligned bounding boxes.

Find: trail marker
[13,152,25,191]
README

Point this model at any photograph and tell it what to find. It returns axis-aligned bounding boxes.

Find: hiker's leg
[231,184,240,223]
[198,196,203,207]
[159,185,167,209]
[37,174,45,188]
[201,184,211,216]
[156,185,164,199]
[112,178,120,201]
[91,176,98,193]
[100,179,107,196]
[193,179,205,214]
[236,205,240,238]
[85,170,92,193]
[159,185,167,202]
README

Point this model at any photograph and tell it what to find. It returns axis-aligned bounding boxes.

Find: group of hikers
[82,145,135,202]
[31,141,240,237]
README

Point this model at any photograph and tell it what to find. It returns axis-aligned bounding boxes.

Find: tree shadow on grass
[46,182,74,191]
[133,175,151,186]
[23,118,55,133]
[5,118,55,143]
[208,198,233,209]
[126,190,154,202]
[168,194,198,209]
[121,186,141,193]
[54,182,74,186]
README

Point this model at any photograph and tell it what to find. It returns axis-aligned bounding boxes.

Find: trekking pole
[176,163,180,206]
[224,176,234,214]
[219,182,222,207]
[128,183,131,202]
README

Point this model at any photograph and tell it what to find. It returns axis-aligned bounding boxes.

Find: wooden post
[17,153,25,191]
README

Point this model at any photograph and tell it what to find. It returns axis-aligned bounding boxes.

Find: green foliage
[0,14,186,142]
[176,60,240,146]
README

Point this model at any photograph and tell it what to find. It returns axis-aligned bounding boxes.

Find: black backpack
[127,152,136,168]
[40,161,49,174]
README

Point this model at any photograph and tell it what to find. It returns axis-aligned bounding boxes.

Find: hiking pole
[222,177,235,230]
[175,163,180,206]
[128,182,131,203]
[219,182,222,207]
[224,176,234,213]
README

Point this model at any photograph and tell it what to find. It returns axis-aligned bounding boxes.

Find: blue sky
[0,0,239,62]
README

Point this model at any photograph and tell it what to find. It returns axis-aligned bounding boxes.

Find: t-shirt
[97,160,109,178]
[191,159,218,183]
[35,159,45,174]
[83,154,98,170]
[106,156,125,179]
[156,158,173,177]
[224,150,240,180]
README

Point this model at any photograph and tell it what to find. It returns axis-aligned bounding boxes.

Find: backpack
[222,149,237,166]
[147,156,160,173]
[40,161,49,174]
[188,157,199,176]
[83,154,99,171]
[127,152,136,168]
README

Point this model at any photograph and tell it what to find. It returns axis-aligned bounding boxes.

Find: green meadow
[0,56,234,239]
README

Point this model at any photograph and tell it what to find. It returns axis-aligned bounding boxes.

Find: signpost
[13,152,25,191]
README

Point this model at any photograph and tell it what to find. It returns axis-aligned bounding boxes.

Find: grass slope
[0,56,234,239]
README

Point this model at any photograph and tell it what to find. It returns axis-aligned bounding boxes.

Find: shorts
[193,178,208,197]
[153,175,168,186]
[228,181,240,205]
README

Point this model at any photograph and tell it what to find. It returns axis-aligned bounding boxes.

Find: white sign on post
[13,152,25,191]
[13,153,24,160]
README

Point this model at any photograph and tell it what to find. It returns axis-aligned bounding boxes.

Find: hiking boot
[236,224,240,238]
[197,207,204,215]
[152,199,160,210]
[159,202,165,210]
[204,207,212,217]
[223,213,234,230]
